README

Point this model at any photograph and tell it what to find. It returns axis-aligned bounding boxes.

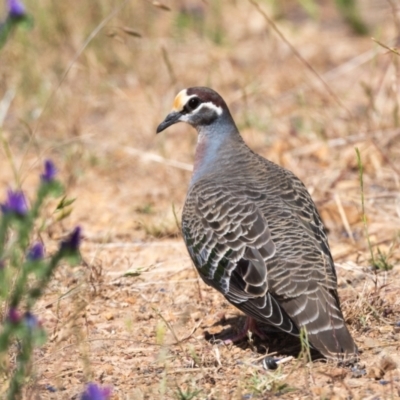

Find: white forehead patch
[172,89,190,111]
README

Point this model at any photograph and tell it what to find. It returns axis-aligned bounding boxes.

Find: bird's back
[182,144,357,360]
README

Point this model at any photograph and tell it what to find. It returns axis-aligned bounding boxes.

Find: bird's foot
[223,317,267,344]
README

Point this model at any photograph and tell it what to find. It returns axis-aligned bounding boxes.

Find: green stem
[7,331,33,400]
[0,216,10,257]
[27,251,63,307]
[355,148,375,264]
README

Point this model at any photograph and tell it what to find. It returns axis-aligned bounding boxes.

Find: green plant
[0,0,33,49]
[372,245,395,272]
[174,384,202,400]
[245,368,295,398]
[335,0,368,35]
[298,326,312,363]
[356,148,394,272]
[0,159,81,399]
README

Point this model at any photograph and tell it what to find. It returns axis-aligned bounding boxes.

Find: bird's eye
[188,97,200,110]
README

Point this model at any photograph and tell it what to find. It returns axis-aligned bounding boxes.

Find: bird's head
[156,87,231,133]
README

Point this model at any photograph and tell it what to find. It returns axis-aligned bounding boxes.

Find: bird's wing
[182,182,297,334]
[266,170,357,358]
[182,177,357,359]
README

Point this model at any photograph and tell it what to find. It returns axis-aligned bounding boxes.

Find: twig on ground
[124,146,193,171]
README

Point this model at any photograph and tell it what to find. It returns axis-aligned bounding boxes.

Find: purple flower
[8,307,21,324]
[1,189,28,216]
[24,311,39,330]
[60,226,81,253]
[28,242,45,261]
[7,0,26,18]
[81,383,111,400]
[41,159,57,183]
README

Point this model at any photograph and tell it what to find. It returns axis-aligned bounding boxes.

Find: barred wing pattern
[182,160,357,360]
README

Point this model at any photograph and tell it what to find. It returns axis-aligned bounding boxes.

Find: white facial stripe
[199,101,223,116]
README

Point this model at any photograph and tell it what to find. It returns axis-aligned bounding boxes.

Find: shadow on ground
[204,315,324,361]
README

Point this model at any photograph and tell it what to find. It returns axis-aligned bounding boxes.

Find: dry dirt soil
[0,0,400,399]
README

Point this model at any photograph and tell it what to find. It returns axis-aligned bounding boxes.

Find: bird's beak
[156,111,182,134]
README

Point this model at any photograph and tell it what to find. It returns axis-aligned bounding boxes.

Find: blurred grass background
[1,0,397,240]
[1,0,400,398]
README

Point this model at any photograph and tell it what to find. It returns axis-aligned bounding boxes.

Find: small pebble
[351,366,366,378]
[263,356,278,370]
[379,380,390,386]
[45,385,57,392]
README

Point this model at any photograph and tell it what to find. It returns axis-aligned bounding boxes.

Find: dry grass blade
[248,0,353,118]
[177,319,203,343]
[152,307,184,351]
[372,37,400,56]
[161,45,177,85]
[334,193,355,243]
[121,26,142,37]
[124,146,193,171]
[151,1,171,12]
[0,88,16,128]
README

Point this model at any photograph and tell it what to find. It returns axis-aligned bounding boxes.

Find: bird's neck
[190,120,246,187]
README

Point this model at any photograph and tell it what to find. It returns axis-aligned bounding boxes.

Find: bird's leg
[223,317,267,344]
